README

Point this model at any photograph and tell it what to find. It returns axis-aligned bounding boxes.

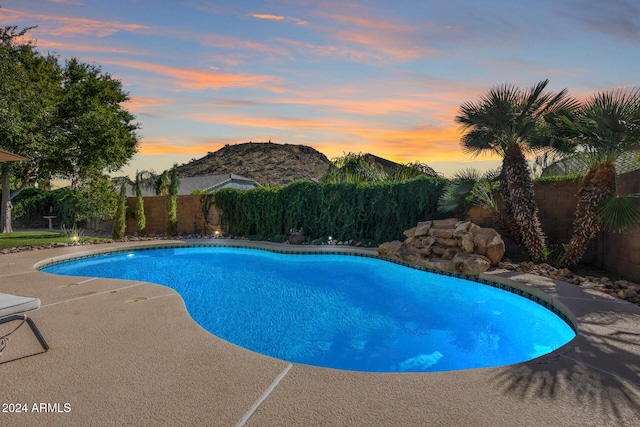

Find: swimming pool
[41,246,575,372]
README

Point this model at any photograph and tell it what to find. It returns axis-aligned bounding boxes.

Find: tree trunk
[500,145,547,263]
[1,163,14,233]
[564,163,616,266]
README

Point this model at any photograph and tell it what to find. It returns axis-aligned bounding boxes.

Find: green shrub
[166,168,179,236]
[214,176,447,244]
[111,184,127,240]
[135,177,146,235]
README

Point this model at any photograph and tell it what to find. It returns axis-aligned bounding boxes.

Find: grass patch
[0,231,96,250]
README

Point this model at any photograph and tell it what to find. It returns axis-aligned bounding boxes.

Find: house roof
[132,173,258,196]
[177,174,258,194]
[542,149,640,177]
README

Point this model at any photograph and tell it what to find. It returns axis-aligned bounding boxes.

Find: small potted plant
[288,227,306,244]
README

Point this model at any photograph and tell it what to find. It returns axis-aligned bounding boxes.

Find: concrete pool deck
[1,239,639,426]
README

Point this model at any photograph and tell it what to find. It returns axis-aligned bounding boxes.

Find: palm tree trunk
[564,162,616,266]
[500,145,547,262]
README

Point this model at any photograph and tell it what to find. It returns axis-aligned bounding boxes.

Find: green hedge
[214,176,447,243]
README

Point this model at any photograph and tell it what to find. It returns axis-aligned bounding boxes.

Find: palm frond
[470,181,499,212]
[598,194,640,233]
[438,169,483,214]
[390,161,440,181]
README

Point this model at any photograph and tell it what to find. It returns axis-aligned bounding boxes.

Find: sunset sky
[1,1,639,178]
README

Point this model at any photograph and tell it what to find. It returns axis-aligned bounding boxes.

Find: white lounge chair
[0,293,49,354]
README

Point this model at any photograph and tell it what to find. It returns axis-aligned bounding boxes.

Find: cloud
[557,0,640,42]
[47,0,84,5]
[126,96,172,117]
[309,9,438,61]
[137,139,216,156]
[200,34,291,58]
[314,10,412,32]
[250,12,308,25]
[274,37,384,61]
[211,98,264,107]
[0,8,151,38]
[100,59,283,92]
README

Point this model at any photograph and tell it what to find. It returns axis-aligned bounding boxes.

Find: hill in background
[175,142,331,185]
[175,141,404,186]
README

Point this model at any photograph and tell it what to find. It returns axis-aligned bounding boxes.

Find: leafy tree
[74,173,120,229]
[1,24,61,232]
[111,183,127,240]
[166,168,179,236]
[52,58,139,187]
[455,79,579,262]
[0,23,139,232]
[561,88,640,266]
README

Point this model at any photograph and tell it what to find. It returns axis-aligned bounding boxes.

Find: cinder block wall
[600,169,640,280]
[125,195,221,236]
[468,169,640,281]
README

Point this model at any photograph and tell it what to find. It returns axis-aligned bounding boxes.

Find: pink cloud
[250,13,308,25]
[0,8,152,38]
[200,34,291,58]
[137,139,216,156]
[47,0,84,5]
[102,58,283,92]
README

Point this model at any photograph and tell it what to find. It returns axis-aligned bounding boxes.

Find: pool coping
[1,239,639,426]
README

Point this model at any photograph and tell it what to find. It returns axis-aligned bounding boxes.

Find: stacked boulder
[377,218,505,276]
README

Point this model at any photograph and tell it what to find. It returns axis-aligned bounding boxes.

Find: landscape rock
[431,218,459,229]
[461,234,475,253]
[403,227,416,238]
[414,221,432,236]
[452,221,471,237]
[430,228,454,239]
[453,253,491,276]
[377,240,403,258]
[471,227,505,265]
[376,218,505,276]
[496,261,640,307]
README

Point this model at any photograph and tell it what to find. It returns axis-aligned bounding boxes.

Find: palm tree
[389,161,440,181]
[135,169,170,196]
[455,79,579,262]
[438,168,507,231]
[321,152,387,183]
[562,88,640,266]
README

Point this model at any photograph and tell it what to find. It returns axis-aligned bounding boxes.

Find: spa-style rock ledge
[377,218,505,276]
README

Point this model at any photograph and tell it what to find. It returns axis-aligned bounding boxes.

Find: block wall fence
[468,169,640,282]
[124,170,640,282]
[125,194,223,236]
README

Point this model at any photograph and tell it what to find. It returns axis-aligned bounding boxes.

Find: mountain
[175,142,331,185]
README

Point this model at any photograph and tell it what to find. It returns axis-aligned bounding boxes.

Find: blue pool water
[42,247,575,372]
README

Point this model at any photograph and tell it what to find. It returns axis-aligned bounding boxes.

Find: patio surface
[1,239,639,426]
